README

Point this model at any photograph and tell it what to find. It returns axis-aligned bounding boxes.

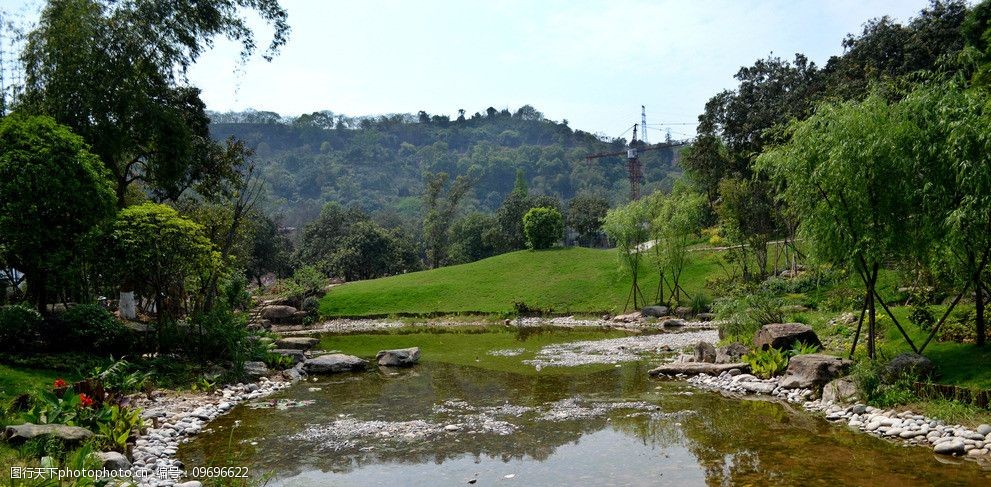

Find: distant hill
[209,107,684,226]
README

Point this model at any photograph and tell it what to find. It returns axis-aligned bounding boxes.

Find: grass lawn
[319,247,724,317]
[0,364,68,405]
[318,326,636,375]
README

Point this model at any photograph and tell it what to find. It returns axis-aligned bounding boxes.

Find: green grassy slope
[319,247,723,317]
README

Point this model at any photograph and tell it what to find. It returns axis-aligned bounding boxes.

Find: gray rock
[4,423,94,444]
[376,347,421,367]
[934,438,966,456]
[674,306,693,318]
[270,349,306,365]
[728,368,742,376]
[274,337,320,350]
[715,342,749,364]
[261,305,297,320]
[660,318,685,328]
[93,451,131,471]
[977,424,991,436]
[754,323,822,351]
[822,376,859,404]
[779,354,852,390]
[641,306,669,317]
[176,482,203,487]
[693,342,717,363]
[696,312,716,322]
[649,362,750,376]
[243,361,269,379]
[885,353,935,381]
[303,354,367,374]
[740,381,777,394]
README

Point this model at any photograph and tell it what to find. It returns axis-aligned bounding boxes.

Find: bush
[713,290,784,341]
[281,265,326,304]
[743,348,789,379]
[690,293,712,314]
[523,207,564,250]
[301,296,320,315]
[0,304,43,351]
[188,308,251,366]
[908,305,935,331]
[62,304,130,353]
[851,357,918,408]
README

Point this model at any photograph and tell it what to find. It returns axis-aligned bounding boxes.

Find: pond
[178,329,991,486]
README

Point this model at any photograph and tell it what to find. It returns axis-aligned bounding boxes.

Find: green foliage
[423,172,473,267]
[523,207,564,250]
[0,304,43,352]
[497,189,563,251]
[788,341,820,356]
[566,194,610,246]
[0,115,115,310]
[263,352,294,370]
[95,405,143,452]
[713,290,784,341]
[851,358,919,408]
[447,212,502,264]
[690,293,712,314]
[743,348,789,379]
[187,308,251,366]
[644,185,707,301]
[61,304,129,353]
[87,359,151,395]
[908,305,936,331]
[107,203,219,321]
[280,265,327,303]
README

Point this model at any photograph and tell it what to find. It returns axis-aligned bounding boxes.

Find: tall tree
[423,172,472,268]
[567,194,610,247]
[603,199,650,311]
[0,115,115,312]
[18,0,289,205]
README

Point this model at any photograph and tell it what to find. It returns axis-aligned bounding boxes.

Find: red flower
[78,393,94,408]
[53,378,67,389]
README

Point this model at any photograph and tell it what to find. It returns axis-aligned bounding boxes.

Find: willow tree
[645,185,706,306]
[905,81,991,349]
[603,199,649,311]
[757,95,923,358]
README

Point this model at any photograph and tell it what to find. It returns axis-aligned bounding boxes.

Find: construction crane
[584,122,687,201]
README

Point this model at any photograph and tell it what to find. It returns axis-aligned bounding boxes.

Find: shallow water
[179,335,991,486]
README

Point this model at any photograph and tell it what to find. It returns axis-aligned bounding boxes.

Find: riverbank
[681,371,991,465]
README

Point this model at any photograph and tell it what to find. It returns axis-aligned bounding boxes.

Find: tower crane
[584,121,687,201]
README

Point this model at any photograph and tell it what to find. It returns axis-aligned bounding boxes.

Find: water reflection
[178,361,990,486]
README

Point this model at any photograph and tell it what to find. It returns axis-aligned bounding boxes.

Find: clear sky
[4,0,934,139]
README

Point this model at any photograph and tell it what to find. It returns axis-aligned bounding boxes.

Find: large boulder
[303,354,367,374]
[4,424,94,444]
[822,376,859,404]
[641,306,669,318]
[693,342,716,363]
[243,361,269,380]
[376,347,421,367]
[275,337,320,350]
[261,305,298,320]
[754,323,821,351]
[612,311,643,323]
[674,306,693,318]
[778,354,852,389]
[885,353,935,381]
[93,451,131,472]
[715,342,749,364]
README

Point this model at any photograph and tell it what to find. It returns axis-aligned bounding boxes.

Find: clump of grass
[916,399,991,426]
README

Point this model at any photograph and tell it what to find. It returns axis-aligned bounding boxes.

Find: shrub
[281,265,326,303]
[714,290,784,341]
[62,304,130,353]
[788,341,820,356]
[690,293,712,314]
[0,304,42,351]
[188,308,251,366]
[522,207,564,250]
[851,357,918,407]
[743,348,789,379]
[908,305,935,331]
[301,296,320,315]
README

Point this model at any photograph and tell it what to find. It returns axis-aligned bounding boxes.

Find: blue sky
[4,0,934,138]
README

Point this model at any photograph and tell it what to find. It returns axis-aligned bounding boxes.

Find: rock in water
[649,362,750,376]
[275,337,320,350]
[641,306,669,317]
[716,342,749,364]
[821,376,859,404]
[693,342,716,363]
[778,354,852,389]
[376,347,421,367]
[934,439,966,456]
[4,424,94,444]
[303,354,368,374]
[753,323,821,351]
[885,353,934,381]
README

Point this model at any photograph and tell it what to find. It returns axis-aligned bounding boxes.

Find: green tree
[326,221,418,281]
[567,194,610,246]
[757,95,923,358]
[523,207,564,250]
[603,199,650,311]
[0,115,115,312]
[422,172,472,268]
[107,203,218,323]
[19,0,289,205]
[645,186,706,305]
[245,213,294,287]
[447,212,501,264]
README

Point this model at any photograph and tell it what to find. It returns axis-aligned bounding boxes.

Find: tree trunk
[976,273,985,347]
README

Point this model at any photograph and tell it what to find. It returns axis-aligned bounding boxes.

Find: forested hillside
[209,107,682,226]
